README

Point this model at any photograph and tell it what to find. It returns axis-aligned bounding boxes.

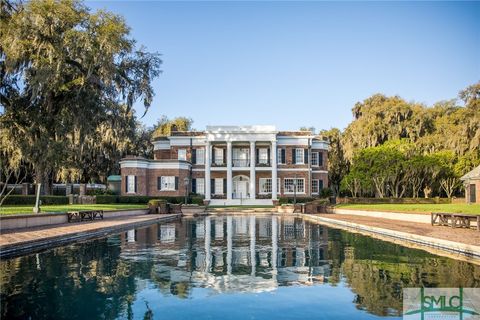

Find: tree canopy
[330,82,480,198]
[0,0,161,192]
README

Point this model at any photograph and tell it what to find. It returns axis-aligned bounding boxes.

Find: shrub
[190,196,204,205]
[278,197,316,204]
[320,188,333,198]
[117,196,153,204]
[96,195,119,204]
[0,195,69,205]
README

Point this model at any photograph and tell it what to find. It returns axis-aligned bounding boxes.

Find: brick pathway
[0,214,178,255]
[315,214,480,246]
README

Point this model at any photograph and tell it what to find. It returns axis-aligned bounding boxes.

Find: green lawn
[0,204,148,215]
[335,203,480,215]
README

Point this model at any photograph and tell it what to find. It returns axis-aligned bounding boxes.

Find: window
[259,178,272,193]
[284,178,305,194]
[258,148,269,164]
[196,148,205,165]
[214,148,224,165]
[295,148,304,164]
[311,152,319,166]
[312,179,319,194]
[277,148,283,164]
[233,148,249,167]
[127,175,136,193]
[214,178,224,194]
[160,176,176,191]
[178,149,187,161]
[196,178,205,194]
[259,178,281,194]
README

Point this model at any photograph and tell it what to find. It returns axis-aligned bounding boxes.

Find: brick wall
[154,150,170,160]
[466,181,480,204]
[147,168,190,197]
[121,167,148,196]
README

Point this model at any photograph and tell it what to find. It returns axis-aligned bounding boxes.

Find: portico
[205,126,278,206]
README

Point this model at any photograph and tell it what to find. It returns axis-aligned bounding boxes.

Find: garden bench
[431,212,479,231]
[67,210,104,223]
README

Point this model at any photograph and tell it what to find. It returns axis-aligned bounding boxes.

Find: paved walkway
[314,214,480,246]
[0,214,178,257]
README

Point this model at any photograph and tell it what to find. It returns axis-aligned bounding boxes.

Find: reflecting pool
[1,215,479,319]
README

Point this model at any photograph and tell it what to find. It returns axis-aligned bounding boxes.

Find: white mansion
[120,125,329,205]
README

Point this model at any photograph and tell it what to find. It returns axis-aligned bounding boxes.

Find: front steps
[208,199,274,206]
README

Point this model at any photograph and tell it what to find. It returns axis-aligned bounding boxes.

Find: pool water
[1,215,479,319]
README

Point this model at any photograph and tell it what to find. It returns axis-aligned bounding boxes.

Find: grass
[335,203,480,215]
[0,204,148,215]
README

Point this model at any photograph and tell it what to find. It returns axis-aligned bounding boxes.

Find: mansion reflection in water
[119,216,330,293]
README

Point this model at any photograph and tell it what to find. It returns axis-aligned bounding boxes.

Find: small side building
[460,165,480,204]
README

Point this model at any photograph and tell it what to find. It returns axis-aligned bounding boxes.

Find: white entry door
[234,180,248,199]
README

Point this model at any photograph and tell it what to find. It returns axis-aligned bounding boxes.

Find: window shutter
[281,149,286,164]
[192,178,197,193]
[256,148,259,164]
[267,148,270,164]
[134,176,137,193]
[223,148,226,164]
[292,149,296,164]
[157,177,161,190]
[304,149,308,164]
[192,149,197,164]
[125,176,128,192]
[319,152,323,166]
[175,177,179,190]
[223,178,227,194]
[319,180,324,190]
[211,179,214,194]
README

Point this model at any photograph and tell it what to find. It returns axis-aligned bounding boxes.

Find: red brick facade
[122,129,329,200]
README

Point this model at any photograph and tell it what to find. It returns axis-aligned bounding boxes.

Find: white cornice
[120,159,191,170]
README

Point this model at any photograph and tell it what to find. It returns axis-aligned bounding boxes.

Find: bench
[67,210,104,223]
[431,212,479,231]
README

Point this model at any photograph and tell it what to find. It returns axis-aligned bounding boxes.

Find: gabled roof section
[460,165,480,181]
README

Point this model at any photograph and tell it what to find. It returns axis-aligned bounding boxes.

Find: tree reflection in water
[1,215,479,319]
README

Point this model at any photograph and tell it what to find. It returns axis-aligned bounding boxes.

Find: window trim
[284,178,305,194]
[196,148,205,165]
[160,176,176,191]
[196,178,205,195]
[126,175,136,194]
[311,179,320,194]
[311,152,319,167]
[178,149,187,161]
[258,148,269,164]
[295,148,304,165]
[214,178,224,195]
[259,178,281,194]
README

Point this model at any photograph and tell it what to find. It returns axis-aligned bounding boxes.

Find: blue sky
[88,1,480,132]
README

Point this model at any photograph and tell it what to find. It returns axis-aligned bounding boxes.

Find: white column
[205,216,211,272]
[272,216,278,281]
[227,141,232,200]
[250,141,256,200]
[227,215,233,275]
[250,215,256,276]
[205,141,211,200]
[271,140,278,200]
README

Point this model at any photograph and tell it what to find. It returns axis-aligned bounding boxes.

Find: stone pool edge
[304,214,480,263]
[0,214,180,259]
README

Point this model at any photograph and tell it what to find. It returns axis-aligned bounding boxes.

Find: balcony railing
[233,159,250,167]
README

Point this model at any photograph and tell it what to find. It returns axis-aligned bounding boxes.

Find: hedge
[278,197,317,204]
[0,195,69,205]
[335,197,452,205]
[96,195,204,205]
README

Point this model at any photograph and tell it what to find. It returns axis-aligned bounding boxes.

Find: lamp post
[184,177,190,204]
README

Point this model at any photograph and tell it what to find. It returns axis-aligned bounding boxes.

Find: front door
[470,184,476,203]
[234,180,248,199]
